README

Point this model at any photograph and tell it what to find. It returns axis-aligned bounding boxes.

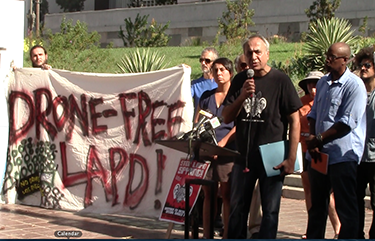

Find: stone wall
[43,0,375,47]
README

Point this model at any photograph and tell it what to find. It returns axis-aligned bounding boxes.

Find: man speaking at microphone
[222,34,302,239]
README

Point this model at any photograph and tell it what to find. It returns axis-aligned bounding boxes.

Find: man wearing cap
[298,71,340,239]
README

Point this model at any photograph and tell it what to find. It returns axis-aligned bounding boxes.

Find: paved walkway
[0,197,372,239]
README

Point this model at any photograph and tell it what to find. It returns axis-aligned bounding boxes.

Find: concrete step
[282,174,371,209]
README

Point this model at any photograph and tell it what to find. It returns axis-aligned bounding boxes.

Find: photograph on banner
[159,158,210,224]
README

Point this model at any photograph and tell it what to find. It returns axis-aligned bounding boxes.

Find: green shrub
[118,13,170,47]
[217,0,255,41]
[268,35,287,45]
[304,17,359,71]
[117,48,168,73]
[218,38,246,61]
[23,17,114,72]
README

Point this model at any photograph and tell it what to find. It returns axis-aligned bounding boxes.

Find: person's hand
[305,134,320,150]
[211,140,225,161]
[273,157,295,176]
[309,147,322,163]
[306,134,323,163]
[240,78,255,100]
[41,64,52,70]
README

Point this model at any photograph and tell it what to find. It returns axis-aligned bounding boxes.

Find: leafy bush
[23,17,114,72]
[45,17,101,53]
[304,17,359,71]
[218,38,246,60]
[118,13,170,47]
[119,13,148,47]
[271,56,310,87]
[268,35,287,45]
[117,48,168,73]
[217,0,255,41]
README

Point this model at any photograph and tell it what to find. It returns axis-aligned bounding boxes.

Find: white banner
[1,65,193,218]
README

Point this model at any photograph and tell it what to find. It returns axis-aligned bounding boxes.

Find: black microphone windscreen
[247,69,254,78]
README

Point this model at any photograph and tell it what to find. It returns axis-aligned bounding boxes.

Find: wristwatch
[316,133,323,143]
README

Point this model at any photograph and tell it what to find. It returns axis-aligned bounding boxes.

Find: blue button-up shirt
[307,68,367,164]
[191,76,217,112]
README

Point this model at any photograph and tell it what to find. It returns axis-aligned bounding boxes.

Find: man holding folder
[305,42,367,239]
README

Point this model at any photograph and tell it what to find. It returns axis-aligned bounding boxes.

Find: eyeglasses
[326,54,346,61]
[199,58,212,64]
[358,62,372,69]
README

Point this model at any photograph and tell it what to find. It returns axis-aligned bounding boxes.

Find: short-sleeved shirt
[191,76,217,112]
[307,68,367,164]
[223,68,302,165]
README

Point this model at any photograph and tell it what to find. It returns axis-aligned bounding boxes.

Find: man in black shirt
[222,34,302,239]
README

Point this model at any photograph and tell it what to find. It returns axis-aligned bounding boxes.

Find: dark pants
[228,157,284,239]
[307,161,358,239]
[356,162,375,239]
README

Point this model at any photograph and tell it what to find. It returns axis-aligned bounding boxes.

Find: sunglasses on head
[358,62,372,69]
[199,58,212,64]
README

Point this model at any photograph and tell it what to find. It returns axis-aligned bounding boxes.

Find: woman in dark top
[194,57,236,239]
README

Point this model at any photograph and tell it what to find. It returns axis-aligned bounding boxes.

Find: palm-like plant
[304,17,359,71]
[117,48,168,73]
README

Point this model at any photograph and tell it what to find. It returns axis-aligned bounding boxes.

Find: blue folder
[259,140,302,177]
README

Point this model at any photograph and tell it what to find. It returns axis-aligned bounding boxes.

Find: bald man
[305,42,367,238]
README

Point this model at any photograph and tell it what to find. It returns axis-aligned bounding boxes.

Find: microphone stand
[244,95,255,173]
[244,69,255,173]
[187,121,202,165]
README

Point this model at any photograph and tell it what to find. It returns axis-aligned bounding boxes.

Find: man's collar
[326,68,350,85]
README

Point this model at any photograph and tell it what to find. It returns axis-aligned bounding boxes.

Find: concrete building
[41,0,375,47]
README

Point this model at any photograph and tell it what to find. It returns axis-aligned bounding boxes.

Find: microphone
[200,116,223,134]
[192,109,213,133]
[247,68,255,96]
[247,69,254,79]
[199,116,224,144]
[175,110,213,140]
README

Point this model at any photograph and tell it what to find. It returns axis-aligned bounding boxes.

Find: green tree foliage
[271,56,310,87]
[56,0,85,12]
[117,48,168,73]
[305,0,341,26]
[217,0,255,41]
[118,13,170,47]
[119,13,148,47]
[41,17,104,71]
[304,17,359,71]
[359,16,368,35]
[353,17,375,57]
